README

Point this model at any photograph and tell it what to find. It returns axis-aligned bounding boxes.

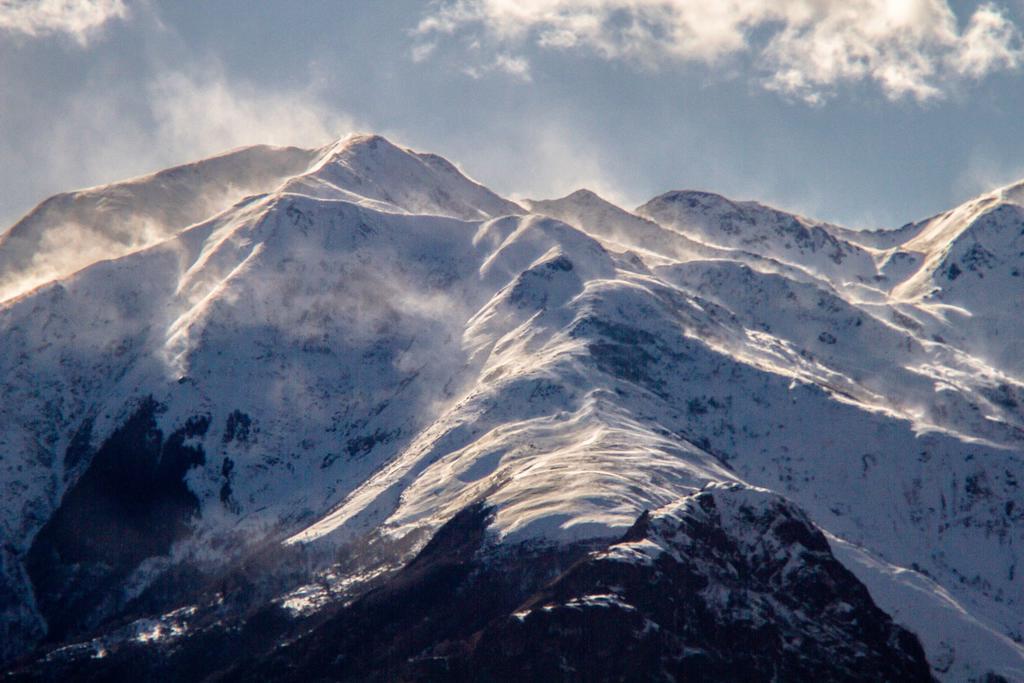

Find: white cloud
[0,0,127,45]
[411,41,438,63]
[417,0,1024,103]
[461,52,533,80]
[494,53,532,79]
[948,4,1022,78]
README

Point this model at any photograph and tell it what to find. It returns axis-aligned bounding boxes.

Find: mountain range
[1,134,1022,681]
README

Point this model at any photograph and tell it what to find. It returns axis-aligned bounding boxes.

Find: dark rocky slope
[14,486,931,682]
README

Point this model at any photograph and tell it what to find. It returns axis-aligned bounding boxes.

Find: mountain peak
[563,188,602,202]
[322,132,405,159]
[638,189,739,214]
[291,132,524,221]
[522,188,617,214]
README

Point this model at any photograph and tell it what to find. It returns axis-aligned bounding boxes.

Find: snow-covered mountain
[1,134,1022,681]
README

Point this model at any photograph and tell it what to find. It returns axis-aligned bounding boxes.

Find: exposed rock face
[466,486,933,682]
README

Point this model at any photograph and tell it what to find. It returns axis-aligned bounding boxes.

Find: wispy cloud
[146,68,354,156]
[416,0,1024,103]
[493,118,636,208]
[954,147,1024,203]
[463,52,532,80]
[34,64,353,199]
[0,0,128,45]
[0,65,355,299]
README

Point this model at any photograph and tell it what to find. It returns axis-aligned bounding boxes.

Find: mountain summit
[2,135,1022,681]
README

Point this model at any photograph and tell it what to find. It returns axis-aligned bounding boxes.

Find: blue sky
[2,0,1024,229]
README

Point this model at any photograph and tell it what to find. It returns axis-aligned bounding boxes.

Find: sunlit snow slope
[1,134,1022,680]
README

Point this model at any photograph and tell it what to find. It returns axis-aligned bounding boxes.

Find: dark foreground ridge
[10,486,932,682]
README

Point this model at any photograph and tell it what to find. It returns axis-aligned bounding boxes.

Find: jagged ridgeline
[1,134,1022,681]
